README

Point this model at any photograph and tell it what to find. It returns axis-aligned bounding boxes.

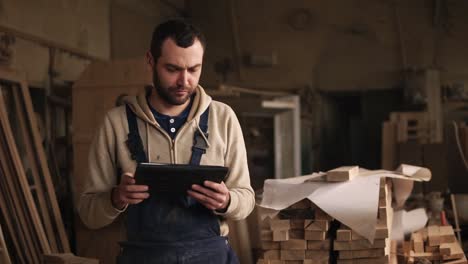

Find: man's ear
[146,51,155,67]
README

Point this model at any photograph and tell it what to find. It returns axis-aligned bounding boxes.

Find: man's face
[152,38,204,105]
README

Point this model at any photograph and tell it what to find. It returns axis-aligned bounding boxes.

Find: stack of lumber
[398,225,466,264]
[334,177,393,264]
[0,67,70,263]
[257,166,398,264]
[256,199,332,264]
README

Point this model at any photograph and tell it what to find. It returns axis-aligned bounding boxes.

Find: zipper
[149,123,175,163]
[149,118,197,164]
[171,139,176,163]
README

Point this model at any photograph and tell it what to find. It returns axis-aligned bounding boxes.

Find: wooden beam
[0,67,70,252]
[0,24,105,61]
[0,178,25,264]
[0,90,51,254]
[0,224,12,264]
[0,118,38,263]
[12,87,59,252]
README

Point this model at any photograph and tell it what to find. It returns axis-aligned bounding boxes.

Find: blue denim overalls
[117,104,239,264]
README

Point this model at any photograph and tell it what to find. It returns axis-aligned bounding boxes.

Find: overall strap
[189,106,210,166]
[125,105,147,163]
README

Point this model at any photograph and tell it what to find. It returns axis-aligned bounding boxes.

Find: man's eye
[189,68,198,73]
[167,67,177,72]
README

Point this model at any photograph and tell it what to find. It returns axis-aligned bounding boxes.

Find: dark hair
[150,19,206,60]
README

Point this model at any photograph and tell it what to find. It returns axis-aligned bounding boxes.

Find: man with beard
[78,19,254,263]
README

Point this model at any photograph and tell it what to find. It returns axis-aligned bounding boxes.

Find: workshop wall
[0,0,110,87]
[110,0,178,59]
[189,0,468,93]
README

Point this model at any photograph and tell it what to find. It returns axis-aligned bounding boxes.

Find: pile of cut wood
[257,199,332,264]
[333,177,393,264]
[256,166,395,264]
[398,225,466,264]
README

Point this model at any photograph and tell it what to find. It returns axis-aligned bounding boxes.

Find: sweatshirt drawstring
[196,120,210,148]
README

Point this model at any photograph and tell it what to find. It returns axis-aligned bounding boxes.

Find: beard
[153,70,195,106]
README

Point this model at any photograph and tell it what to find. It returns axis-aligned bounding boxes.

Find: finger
[187,190,223,209]
[123,198,145,205]
[202,181,223,192]
[124,185,148,192]
[203,181,229,195]
[191,184,225,203]
[125,192,150,199]
[194,183,228,204]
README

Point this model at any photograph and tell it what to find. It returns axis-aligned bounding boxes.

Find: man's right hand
[111,172,149,210]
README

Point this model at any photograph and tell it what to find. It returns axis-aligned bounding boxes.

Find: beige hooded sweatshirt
[78,85,255,237]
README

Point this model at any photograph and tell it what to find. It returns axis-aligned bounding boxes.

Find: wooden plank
[273,230,289,241]
[427,225,441,246]
[425,69,443,143]
[304,230,326,241]
[0,220,12,264]
[260,241,280,250]
[439,226,457,243]
[270,220,290,231]
[280,239,306,250]
[304,250,329,262]
[0,109,40,262]
[326,166,359,182]
[409,250,441,261]
[338,248,385,259]
[352,226,388,240]
[443,256,468,264]
[18,80,71,253]
[307,240,330,250]
[334,239,387,251]
[440,242,465,261]
[261,250,281,260]
[0,67,70,252]
[0,171,27,264]
[337,229,352,241]
[337,256,388,264]
[378,206,387,220]
[280,250,305,260]
[411,232,424,252]
[12,87,59,252]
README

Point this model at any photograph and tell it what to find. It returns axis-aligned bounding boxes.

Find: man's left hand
[188,181,230,211]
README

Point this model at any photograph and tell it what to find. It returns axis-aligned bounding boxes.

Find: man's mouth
[172,87,189,95]
[174,89,187,95]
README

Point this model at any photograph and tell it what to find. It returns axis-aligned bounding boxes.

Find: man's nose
[177,71,189,87]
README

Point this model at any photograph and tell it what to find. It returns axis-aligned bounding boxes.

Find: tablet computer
[134,163,229,194]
